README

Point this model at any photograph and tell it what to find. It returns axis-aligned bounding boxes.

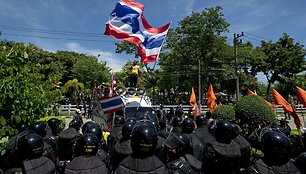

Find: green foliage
[260,33,306,95]
[37,116,66,131]
[72,55,110,88]
[0,42,62,153]
[235,95,276,126]
[211,104,235,121]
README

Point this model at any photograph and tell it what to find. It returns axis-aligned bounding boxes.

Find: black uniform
[248,130,301,174]
[115,120,166,174]
[65,156,108,174]
[112,139,132,170]
[167,154,202,174]
[57,127,81,161]
[65,133,109,174]
[164,133,202,174]
[22,156,56,174]
[115,155,166,174]
[248,159,301,174]
[203,120,241,174]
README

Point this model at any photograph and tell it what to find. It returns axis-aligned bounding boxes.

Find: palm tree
[62,79,84,103]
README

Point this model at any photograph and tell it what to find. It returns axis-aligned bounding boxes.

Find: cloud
[65,42,125,71]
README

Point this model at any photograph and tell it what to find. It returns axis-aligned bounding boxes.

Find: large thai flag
[104,0,171,63]
[99,96,124,113]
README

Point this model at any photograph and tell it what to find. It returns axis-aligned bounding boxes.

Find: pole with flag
[272,88,302,128]
[206,84,217,113]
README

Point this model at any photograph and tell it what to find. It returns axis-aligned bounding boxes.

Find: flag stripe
[99,96,124,113]
[105,0,170,63]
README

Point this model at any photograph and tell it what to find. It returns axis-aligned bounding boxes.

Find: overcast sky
[1,0,306,83]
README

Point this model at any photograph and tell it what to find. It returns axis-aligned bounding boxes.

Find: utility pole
[198,59,201,105]
[233,32,244,102]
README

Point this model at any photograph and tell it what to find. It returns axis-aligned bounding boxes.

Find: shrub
[37,116,66,131]
[211,105,235,121]
[235,95,276,126]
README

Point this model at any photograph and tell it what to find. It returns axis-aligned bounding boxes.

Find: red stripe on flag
[121,0,144,11]
[104,24,142,46]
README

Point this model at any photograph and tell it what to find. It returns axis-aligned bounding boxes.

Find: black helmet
[214,120,234,143]
[18,133,44,160]
[122,121,136,138]
[82,121,97,134]
[125,117,137,125]
[69,118,82,131]
[114,115,124,125]
[182,118,195,134]
[138,114,150,121]
[164,133,185,160]
[261,130,291,162]
[171,116,182,127]
[196,115,206,127]
[74,133,99,157]
[131,120,158,157]
[32,121,47,137]
[47,118,61,136]
[84,124,102,141]
[19,123,30,132]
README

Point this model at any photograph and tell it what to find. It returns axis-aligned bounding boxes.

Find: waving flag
[104,0,171,63]
[206,84,217,112]
[247,89,277,108]
[99,96,124,113]
[272,88,293,112]
[189,87,197,107]
[296,86,306,107]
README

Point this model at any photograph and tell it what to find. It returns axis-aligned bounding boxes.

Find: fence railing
[56,104,306,116]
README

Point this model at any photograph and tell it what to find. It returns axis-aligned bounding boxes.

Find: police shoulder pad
[184,154,202,170]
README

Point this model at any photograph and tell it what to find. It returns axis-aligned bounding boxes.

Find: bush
[37,116,66,131]
[235,95,276,125]
[211,105,235,121]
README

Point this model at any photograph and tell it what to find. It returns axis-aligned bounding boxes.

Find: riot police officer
[65,133,109,174]
[57,119,82,161]
[248,130,301,174]
[182,117,195,134]
[108,114,125,157]
[203,120,241,174]
[164,133,202,174]
[112,120,135,170]
[32,121,57,162]
[170,116,183,133]
[18,133,56,173]
[47,117,62,137]
[84,124,112,172]
[115,120,166,174]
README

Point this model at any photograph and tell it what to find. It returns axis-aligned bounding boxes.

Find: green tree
[260,33,306,96]
[72,55,111,88]
[62,79,84,102]
[0,42,62,146]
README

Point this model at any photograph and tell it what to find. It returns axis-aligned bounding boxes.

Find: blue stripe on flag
[100,98,123,109]
[111,3,140,33]
[143,36,165,49]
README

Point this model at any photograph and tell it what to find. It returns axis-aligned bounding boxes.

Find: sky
[1,0,306,83]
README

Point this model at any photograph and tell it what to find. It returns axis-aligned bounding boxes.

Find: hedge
[211,104,236,122]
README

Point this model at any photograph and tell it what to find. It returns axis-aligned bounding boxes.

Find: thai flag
[99,96,124,113]
[104,0,171,63]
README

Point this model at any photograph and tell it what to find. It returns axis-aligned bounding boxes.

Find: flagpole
[133,22,172,117]
[152,21,172,71]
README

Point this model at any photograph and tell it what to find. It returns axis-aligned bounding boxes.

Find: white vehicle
[92,92,156,129]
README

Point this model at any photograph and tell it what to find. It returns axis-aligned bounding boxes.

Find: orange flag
[247,89,277,108]
[206,84,217,112]
[247,89,256,95]
[289,104,302,128]
[296,86,306,107]
[272,88,293,112]
[189,87,197,107]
